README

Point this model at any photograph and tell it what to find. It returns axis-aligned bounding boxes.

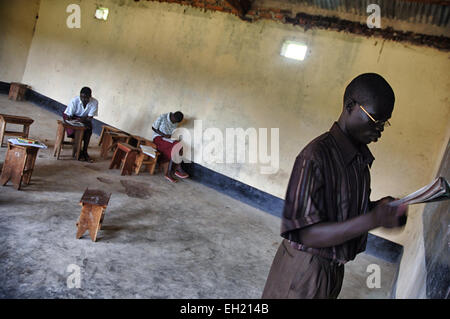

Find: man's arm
[152,126,171,138]
[295,199,407,248]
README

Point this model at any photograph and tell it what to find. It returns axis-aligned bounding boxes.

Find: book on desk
[9,138,48,149]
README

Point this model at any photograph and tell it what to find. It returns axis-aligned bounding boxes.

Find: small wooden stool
[0,114,34,147]
[53,120,86,160]
[8,83,29,101]
[1,142,39,190]
[100,131,130,159]
[109,142,139,175]
[135,140,160,175]
[76,189,111,242]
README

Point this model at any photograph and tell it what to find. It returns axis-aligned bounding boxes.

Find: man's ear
[344,98,355,113]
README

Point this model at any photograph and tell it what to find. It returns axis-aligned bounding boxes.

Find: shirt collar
[329,122,375,167]
[167,113,172,124]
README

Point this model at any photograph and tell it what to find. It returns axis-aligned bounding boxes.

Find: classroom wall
[2,0,449,298]
[0,0,40,83]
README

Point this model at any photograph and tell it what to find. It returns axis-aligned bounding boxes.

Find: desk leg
[76,203,104,242]
[1,145,26,190]
[135,153,145,175]
[73,130,84,160]
[101,134,112,159]
[54,124,64,158]
[0,120,6,147]
[22,148,38,185]
[23,124,30,138]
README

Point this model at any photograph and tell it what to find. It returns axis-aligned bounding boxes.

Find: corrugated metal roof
[286,0,450,28]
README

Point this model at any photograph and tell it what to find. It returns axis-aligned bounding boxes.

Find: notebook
[140,145,156,158]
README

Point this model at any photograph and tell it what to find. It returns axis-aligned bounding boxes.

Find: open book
[389,176,449,207]
[8,138,48,149]
[140,145,156,158]
[162,137,176,143]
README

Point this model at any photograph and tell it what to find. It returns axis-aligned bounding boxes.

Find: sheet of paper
[8,138,48,149]
[162,137,176,143]
[389,177,449,206]
[140,145,156,158]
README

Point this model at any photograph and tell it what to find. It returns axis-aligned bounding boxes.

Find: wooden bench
[0,114,34,147]
[1,142,39,190]
[53,120,86,160]
[109,142,139,175]
[76,189,111,242]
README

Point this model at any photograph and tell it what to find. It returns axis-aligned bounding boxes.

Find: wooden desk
[135,139,160,175]
[0,114,34,147]
[76,189,111,242]
[1,142,39,190]
[53,120,86,160]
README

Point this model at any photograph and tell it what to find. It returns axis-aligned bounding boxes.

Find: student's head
[170,111,184,123]
[80,87,92,106]
[341,73,395,145]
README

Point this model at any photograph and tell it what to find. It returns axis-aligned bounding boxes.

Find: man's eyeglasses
[359,104,391,128]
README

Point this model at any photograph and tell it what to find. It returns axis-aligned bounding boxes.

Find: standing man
[262,73,408,299]
[63,87,98,162]
[152,111,189,183]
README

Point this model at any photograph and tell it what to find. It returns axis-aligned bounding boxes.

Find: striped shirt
[281,122,374,264]
[152,113,178,140]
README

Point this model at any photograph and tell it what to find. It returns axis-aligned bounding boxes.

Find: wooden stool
[8,83,29,101]
[76,189,111,242]
[100,131,130,159]
[53,120,86,160]
[0,114,34,147]
[135,140,160,175]
[109,142,139,175]
[1,142,39,190]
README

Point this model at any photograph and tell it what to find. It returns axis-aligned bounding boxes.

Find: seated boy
[63,87,98,162]
[152,111,189,183]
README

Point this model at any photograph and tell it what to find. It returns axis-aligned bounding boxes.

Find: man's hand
[372,197,408,228]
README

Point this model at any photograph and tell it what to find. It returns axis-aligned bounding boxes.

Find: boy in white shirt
[63,87,98,162]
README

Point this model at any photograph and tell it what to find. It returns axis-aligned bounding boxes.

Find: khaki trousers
[262,239,345,299]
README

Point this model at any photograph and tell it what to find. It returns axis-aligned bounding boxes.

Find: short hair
[173,111,184,123]
[80,87,92,97]
[343,73,395,110]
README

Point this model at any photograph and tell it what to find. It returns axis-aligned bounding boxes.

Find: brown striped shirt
[281,122,374,263]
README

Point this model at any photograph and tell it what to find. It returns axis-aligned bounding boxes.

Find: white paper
[8,138,48,149]
[140,145,156,158]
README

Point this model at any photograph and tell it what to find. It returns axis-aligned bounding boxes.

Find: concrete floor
[0,95,397,298]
